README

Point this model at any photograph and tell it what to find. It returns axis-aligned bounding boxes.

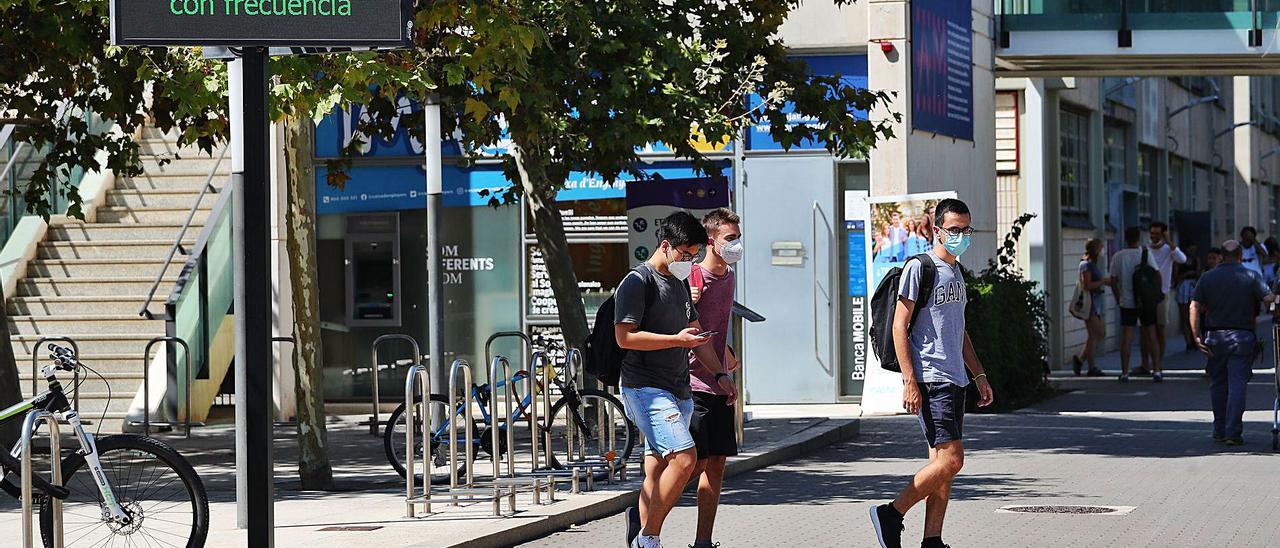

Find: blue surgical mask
[939,231,971,257]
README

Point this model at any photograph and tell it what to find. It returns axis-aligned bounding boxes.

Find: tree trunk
[0,284,22,447]
[283,118,335,490]
[510,143,591,357]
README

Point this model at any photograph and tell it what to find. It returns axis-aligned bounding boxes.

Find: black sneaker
[869,504,904,548]
[1086,367,1106,377]
[921,539,951,548]
[1224,437,1244,446]
[625,506,641,547]
[1213,432,1226,442]
[1072,355,1083,376]
[1118,374,1129,383]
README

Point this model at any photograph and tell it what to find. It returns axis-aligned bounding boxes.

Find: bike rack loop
[447,358,476,504]
[142,336,193,438]
[484,331,534,378]
[372,334,422,436]
[22,410,63,548]
[32,337,80,412]
[489,355,520,513]
[532,350,562,468]
[403,363,432,517]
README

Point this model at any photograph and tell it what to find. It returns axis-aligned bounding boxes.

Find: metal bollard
[22,410,62,548]
[33,337,79,412]
[373,334,423,436]
[448,359,475,505]
[142,336,192,437]
[404,364,432,517]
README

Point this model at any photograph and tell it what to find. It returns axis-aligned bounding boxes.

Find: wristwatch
[714,372,730,382]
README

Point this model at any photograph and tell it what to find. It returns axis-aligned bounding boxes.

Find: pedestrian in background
[1263,236,1280,286]
[1238,226,1271,280]
[1109,227,1161,383]
[1138,222,1186,378]
[1174,242,1202,353]
[1190,240,1277,446]
[1073,238,1109,376]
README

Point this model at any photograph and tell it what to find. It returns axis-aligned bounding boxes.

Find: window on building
[1137,147,1157,221]
[1169,156,1187,212]
[1223,173,1236,236]
[1059,110,1090,216]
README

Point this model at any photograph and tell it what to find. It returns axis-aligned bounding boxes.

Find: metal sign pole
[425,99,446,404]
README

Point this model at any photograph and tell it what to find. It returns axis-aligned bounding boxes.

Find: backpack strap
[906,254,937,329]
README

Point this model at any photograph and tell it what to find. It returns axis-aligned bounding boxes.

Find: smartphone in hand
[695,331,718,338]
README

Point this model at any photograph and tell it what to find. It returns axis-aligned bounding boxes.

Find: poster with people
[861,191,957,415]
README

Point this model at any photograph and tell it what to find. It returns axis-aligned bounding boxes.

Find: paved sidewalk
[0,405,859,547]
[528,358,1280,547]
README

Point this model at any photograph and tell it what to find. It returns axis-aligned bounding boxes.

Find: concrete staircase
[11,129,227,431]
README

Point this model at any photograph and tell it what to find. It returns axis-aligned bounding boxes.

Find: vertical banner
[843,190,871,399]
[627,177,731,264]
[911,0,973,141]
[860,192,956,415]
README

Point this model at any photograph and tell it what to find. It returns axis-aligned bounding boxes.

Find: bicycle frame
[3,371,130,525]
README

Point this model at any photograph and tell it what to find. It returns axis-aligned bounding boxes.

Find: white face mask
[719,239,743,264]
[668,260,693,281]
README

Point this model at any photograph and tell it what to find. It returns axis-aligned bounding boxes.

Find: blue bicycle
[383,365,635,483]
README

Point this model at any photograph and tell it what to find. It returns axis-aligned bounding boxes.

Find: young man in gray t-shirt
[870,199,995,548]
[615,211,736,548]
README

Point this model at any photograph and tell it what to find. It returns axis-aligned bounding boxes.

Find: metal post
[21,410,62,548]
[142,337,192,437]
[564,348,582,463]
[536,351,555,468]
[425,99,446,402]
[32,337,79,410]
[232,46,274,546]
[448,359,475,505]
[524,355,540,473]
[490,356,519,513]
[404,364,432,517]
[371,334,423,435]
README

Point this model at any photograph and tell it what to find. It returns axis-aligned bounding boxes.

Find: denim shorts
[620,386,695,457]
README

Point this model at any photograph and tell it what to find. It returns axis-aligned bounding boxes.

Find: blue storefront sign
[846,220,867,298]
[746,54,869,151]
[911,0,973,141]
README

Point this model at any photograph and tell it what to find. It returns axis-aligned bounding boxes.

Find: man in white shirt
[1239,226,1271,280]
[1110,227,1161,382]
[1139,221,1186,377]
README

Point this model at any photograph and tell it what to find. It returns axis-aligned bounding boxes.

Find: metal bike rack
[447,359,477,504]
[553,347,625,486]
[32,337,79,412]
[484,330,534,377]
[404,363,433,517]
[487,355,553,510]
[372,334,422,436]
[141,336,193,438]
[21,410,63,548]
[271,336,297,427]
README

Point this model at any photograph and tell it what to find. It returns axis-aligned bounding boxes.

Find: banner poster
[626,176,730,265]
[860,191,956,415]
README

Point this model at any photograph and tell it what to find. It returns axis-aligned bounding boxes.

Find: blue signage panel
[846,220,867,297]
[911,0,973,141]
[747,55,869,151]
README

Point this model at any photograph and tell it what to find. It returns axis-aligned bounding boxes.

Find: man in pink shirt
[686,208,742,548]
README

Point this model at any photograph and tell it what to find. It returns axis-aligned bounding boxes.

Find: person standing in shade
[684,208,742,548]
[617,211,736,548]
[1238,226,1271,280]
[1073,238,1110,376]
[1109,227,1161,383]
[1173,242,1203,353]
[869,198,994,548]
[1137,222,1186,377]
[1190,240,1276,445]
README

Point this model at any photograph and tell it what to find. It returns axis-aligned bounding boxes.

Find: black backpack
[1133,248,1164,312]
[869,254,937,372]
[586,267,660,389]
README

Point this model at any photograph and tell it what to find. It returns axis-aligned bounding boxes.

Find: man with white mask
[684,208,742,548]
[617,211,737,548]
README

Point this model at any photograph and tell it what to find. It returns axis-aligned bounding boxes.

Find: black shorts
[916,382,966,448]
[690,392,738,459]
[1120,307,1157,327]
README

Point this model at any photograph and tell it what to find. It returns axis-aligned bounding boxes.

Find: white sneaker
[632,535,662,548]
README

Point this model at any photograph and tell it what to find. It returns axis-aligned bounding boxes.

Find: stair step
[46,223,202,242]
[17,277,179,297]
[116,173,229,191]
[27,257,188,278]
[137,138,216,157]
[8,315,167,335]
[9,296,166,316]
[134,156,229,177]
[36,240,196,260]
[14,334,176,355]
[106,189,219,210]
[20,372,147,400]
[92,207,212,225]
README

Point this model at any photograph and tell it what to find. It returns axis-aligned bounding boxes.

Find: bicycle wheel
[546,389,636,469]
[383,394,469,485]
[40,434,208,548]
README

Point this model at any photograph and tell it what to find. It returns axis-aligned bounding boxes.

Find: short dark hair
[1124,226,1142,245]
[702,208,741,237]
[1207,247,1223,256]
[656,211,708,248]
[1149,221,1168,232]
[933,198,970,227]
[1241,226,1257,237]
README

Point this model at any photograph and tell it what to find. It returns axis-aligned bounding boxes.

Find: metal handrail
[139,143,230,319]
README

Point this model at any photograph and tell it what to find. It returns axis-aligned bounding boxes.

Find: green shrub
[963,213,1052,412]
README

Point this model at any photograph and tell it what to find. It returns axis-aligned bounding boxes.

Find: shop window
[1137,146,1156,222]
